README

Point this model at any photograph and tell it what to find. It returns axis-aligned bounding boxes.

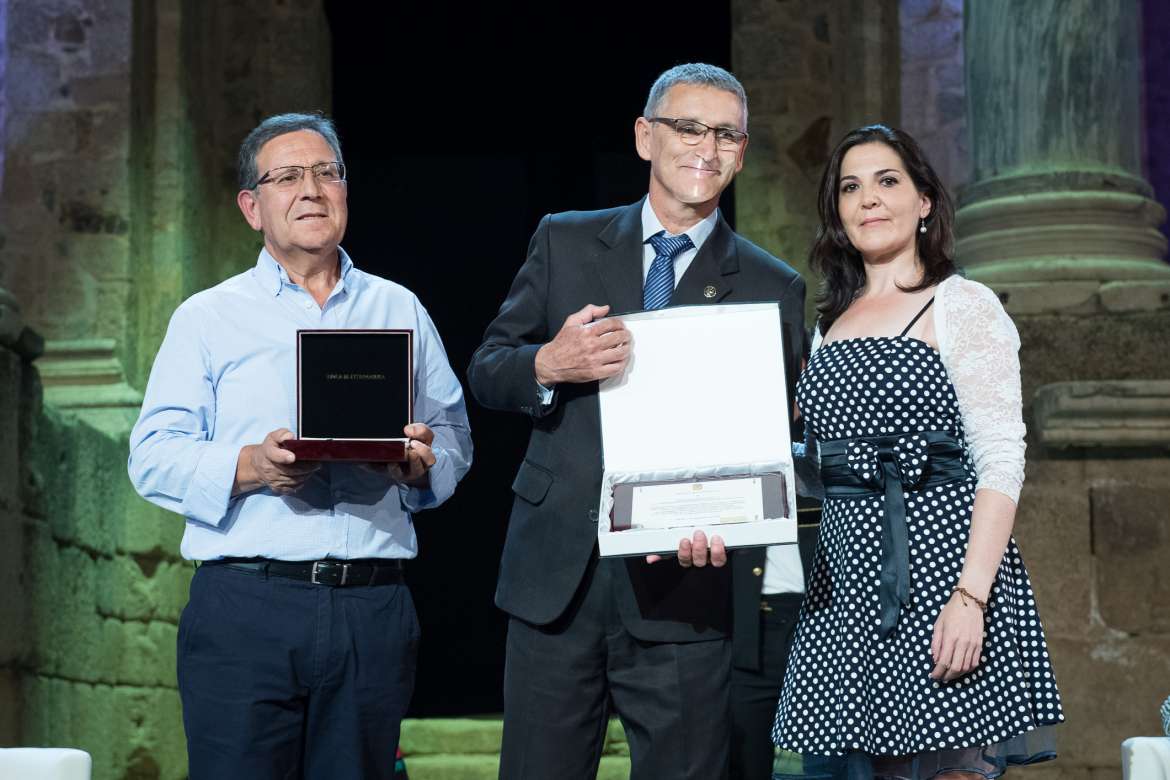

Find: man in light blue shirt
[128,112,471,780]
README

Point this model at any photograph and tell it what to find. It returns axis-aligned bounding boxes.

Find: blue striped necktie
[643,231,694,310]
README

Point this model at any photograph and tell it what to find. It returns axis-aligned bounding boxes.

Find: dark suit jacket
[468,199,805,643]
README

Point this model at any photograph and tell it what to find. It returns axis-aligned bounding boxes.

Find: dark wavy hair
[810,124,956,331]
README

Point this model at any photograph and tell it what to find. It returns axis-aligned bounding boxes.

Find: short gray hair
[237,112,344,190]
[643,63,748,128]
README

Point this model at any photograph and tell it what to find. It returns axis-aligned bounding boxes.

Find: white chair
[0,748,92,780]
[1123,737,1170,780]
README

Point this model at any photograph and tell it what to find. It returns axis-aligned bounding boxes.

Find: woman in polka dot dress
[771,125,1063,780]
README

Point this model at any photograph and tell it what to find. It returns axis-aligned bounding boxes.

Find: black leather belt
[760,592,804,613]
[203,557,405,587]
[820,431,971,639]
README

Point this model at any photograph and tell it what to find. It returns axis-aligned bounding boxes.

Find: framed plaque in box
[596,303,797,557]
[281,329,413,462]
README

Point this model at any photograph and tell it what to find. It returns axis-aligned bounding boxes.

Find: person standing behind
[468,63,805,780]
[128,113,472,780]
[772,124,1063,779]
[730,440,821,779]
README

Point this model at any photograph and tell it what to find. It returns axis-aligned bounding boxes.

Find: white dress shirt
[639,197,718,282]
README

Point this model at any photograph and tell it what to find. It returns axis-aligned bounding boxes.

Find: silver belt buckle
[310,561,352,586]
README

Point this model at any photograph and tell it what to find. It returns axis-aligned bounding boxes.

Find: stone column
[957,0,1170,314]
[958,4,1170,775]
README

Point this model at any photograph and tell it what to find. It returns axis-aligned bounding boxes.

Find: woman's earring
[919,218,927,234]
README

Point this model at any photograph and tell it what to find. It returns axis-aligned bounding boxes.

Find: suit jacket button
[752,566,763,577]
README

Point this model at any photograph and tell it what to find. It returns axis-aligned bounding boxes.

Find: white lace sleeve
[935,276,1026,504]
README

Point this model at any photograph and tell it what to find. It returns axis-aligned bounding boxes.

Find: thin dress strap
[899,297,935,338]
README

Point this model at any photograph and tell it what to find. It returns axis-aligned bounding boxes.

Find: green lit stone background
[2,0,1170,778]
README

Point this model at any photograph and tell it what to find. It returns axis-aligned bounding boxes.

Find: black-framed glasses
[251,161,347,190]
[648,117,748,150]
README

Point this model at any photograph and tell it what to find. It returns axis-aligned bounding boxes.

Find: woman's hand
[929,590,986,682]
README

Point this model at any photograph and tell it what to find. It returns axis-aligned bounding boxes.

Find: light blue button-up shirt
[128,248,472,562]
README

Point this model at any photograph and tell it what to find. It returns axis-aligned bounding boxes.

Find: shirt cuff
[180,442,240,528]
[536,380,555,406]
[398,447,455,512]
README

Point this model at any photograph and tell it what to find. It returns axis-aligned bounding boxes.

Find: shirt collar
[254,247,355,297]
[640,198,719,251]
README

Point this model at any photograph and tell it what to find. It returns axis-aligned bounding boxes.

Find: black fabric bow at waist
[819,431,972,639]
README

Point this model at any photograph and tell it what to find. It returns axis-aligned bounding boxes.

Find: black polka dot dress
[771,336,1063,779]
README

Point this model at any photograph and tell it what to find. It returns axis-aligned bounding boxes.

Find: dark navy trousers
[177,563,419,780]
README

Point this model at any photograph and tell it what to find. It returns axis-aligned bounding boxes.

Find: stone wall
[732,0,900,324]
[21,394,190,777]
[731,0,831,316]
[0,294,39,748]
[127,0,331,390]
[1,0,136,349]
[0,291,188,777]
[1011,309,1170,779]
[0,0,332,776]
[1,0,8,193]
[0,0,331,409]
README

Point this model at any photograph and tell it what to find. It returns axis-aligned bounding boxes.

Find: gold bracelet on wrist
[952,586,988,612]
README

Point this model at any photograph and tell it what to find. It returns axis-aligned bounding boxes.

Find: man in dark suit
[468,63,805,780]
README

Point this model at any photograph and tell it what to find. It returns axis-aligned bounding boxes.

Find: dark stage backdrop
[326,2,732,716]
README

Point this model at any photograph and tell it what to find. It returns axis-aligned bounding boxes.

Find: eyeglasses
[648,117,748,150]
[251,161,347,190]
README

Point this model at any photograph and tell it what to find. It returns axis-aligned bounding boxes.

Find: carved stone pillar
[957,0,1170,314]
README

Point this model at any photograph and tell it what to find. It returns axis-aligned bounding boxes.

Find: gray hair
[237,112,344,190]
[643,63,748,128]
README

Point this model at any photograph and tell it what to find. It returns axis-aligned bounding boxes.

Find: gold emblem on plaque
[703,285,717,298]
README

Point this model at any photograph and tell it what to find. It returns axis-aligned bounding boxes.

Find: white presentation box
[596,303,797,557]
